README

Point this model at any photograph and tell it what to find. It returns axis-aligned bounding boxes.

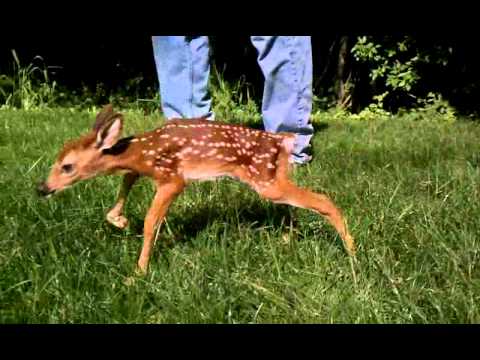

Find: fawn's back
[129,118,296,190]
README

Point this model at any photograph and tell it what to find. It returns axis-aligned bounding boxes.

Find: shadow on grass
[125,195,297,250]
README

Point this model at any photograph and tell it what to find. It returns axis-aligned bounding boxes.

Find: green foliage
[312,91,457,124]
[312,104,390,123]
[349,92,392,121]
[0,43,461,124]
[0,50,160,113]
[402,92,457,123]
[209,66,261,124]
[0,54,260,120]
[54,79,160,114]
[0,50,58,110]
[352,36,426,110]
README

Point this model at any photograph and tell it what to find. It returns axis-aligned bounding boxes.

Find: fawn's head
[37,105,124,197]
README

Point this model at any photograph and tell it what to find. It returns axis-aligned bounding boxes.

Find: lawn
[0,108,479,323]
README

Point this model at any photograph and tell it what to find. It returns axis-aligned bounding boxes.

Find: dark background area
[1,35,480,115]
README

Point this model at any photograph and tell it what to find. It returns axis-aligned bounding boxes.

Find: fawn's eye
[61,164,74,174]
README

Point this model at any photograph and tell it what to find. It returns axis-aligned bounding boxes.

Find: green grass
[0,108,479,323]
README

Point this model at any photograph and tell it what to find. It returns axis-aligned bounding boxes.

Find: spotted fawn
[38,105,355,274]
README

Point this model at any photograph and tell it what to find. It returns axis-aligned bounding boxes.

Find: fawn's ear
[95,115,123,150]
[93,104,115,131]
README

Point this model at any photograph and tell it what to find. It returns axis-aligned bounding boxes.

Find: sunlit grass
[0,108,479,323]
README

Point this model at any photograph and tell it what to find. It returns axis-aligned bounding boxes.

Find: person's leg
[250,36,313,164]
[152,36,214,119]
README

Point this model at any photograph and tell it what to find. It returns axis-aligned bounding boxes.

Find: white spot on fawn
[155,166,172,172]
[249,165,260,175]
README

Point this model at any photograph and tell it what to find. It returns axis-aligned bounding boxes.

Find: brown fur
[40,105,355,274]
[57,133,96,162]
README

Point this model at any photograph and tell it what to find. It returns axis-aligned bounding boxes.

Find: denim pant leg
[250,36,314,164]
[152,36,214,119]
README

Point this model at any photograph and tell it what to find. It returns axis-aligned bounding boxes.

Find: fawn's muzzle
[37,182,55,197]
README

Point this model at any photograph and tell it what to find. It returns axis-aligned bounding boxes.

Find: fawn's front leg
[107,172,139,229]
[137,180,185,274]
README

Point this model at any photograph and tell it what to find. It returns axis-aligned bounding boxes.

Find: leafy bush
[352,36,422,110]
[311,92,456,124]
[405,92,457,123]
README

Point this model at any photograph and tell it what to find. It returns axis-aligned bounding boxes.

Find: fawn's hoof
[135,265,148,277]
[123,276,137,286]
[123,266,147,286]
[107,213,129,229]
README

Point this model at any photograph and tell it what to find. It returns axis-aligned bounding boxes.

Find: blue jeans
[152,36,313,164]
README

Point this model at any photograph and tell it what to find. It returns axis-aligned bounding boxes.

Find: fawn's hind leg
[259,180,356,256]
[107,172,139,229]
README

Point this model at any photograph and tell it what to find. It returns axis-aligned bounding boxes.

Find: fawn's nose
[37,182,53,197]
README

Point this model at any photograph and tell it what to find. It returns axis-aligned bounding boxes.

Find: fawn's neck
[100,136,146,175]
